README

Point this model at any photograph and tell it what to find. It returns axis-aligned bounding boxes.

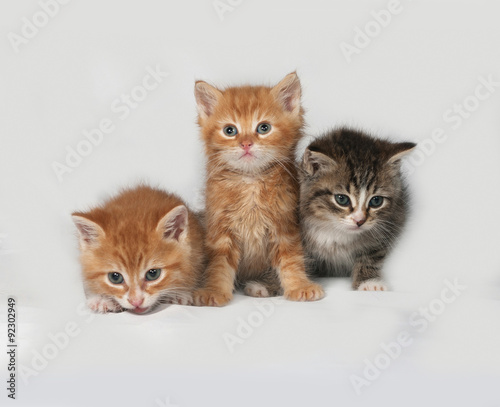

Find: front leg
[193,234,240,307]
[165,292,193,306]
[272,234,324,301]
[86,295,123,313]
[352,247,388,291]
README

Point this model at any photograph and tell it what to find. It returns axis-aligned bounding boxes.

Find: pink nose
[128,298,144,307]
[356,219,366,227]
[352,212,366,227]
[240,141,253,151]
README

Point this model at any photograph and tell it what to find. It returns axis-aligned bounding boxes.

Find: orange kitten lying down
[72,186,205,314]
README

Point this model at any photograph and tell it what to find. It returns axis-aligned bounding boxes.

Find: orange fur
[193,73,324,306]
[72,185,205,313]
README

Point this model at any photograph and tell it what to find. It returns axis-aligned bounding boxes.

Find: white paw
[87,296,123,313]
[244,282,270,298]
[166,293,193,306]
[357,279,388,291]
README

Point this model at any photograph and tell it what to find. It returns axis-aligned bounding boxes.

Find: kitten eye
[369,196,384,208]
[108,272,124,284]
[256,123,272,135]
[145,268,162,281]
[335,194,350,206]
[223,126,238,137]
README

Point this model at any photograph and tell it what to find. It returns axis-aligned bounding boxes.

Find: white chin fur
[341,220,372,233]
[305,217,359,247]
[224,148,273,173]
[229,157,268,173]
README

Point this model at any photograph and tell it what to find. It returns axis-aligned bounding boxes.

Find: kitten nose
[352,212,366,227]
[356,219,366,227]
[128,297,144,307]
[240,140,253,151]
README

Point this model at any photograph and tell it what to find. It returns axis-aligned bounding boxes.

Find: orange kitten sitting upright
[193,72,324,306]
[72,186,205,314]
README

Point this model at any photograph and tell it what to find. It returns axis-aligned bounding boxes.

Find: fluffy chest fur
[206,168,298,278]
[302,217,361,276]
[299,127,415,280]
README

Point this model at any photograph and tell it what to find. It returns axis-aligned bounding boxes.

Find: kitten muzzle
[130,306,149,314]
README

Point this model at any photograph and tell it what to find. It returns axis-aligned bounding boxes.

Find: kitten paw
[285,282,324,302]
[87,296,123,313]
[193,289,233,307]
[357,278,388,291]
[166,293,193,306]
[244,282,270,298]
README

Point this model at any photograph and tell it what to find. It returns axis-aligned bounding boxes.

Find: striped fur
[193,73,324,306]
[299,128,415,289]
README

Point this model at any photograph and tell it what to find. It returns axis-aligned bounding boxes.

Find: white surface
[1,1,500,406]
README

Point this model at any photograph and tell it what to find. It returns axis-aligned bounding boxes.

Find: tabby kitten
[72,185,205,313]
[300,128,415,290]
[193,72,324,306]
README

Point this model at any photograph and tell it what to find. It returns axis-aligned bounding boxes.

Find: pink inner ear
[198,93,216,116]
[281,94,293,111]
[73,216,102,245]
[273,74,301,112]
[280,87,299,112]
[163,212,186,241]
[78,224,98,244]
[195,82,220,117]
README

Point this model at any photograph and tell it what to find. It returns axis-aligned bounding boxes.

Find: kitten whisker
[195,73,323,304]
[260,151,298,182]
[299,127,414,287]
[73,186,204,314]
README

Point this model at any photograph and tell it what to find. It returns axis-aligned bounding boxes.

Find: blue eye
[369,196,384,208]
[223,126,238,137]
[108,272,124,284]
[335,194,350,206]
[256,123,272,135]
[145,268,161,281]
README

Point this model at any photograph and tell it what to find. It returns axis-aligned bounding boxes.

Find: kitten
[299,128,415,291]
[72,185,205,313]
[192,72,324,306]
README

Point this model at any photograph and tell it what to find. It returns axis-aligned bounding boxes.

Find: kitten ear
[271,72,301,113]
[387,142,417,165]
[72,215,105,247]
[156,205,189,242]
[302,148,335,176]
[194,81,222,119]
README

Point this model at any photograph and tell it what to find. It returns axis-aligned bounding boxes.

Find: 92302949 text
[7,297,17,400]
